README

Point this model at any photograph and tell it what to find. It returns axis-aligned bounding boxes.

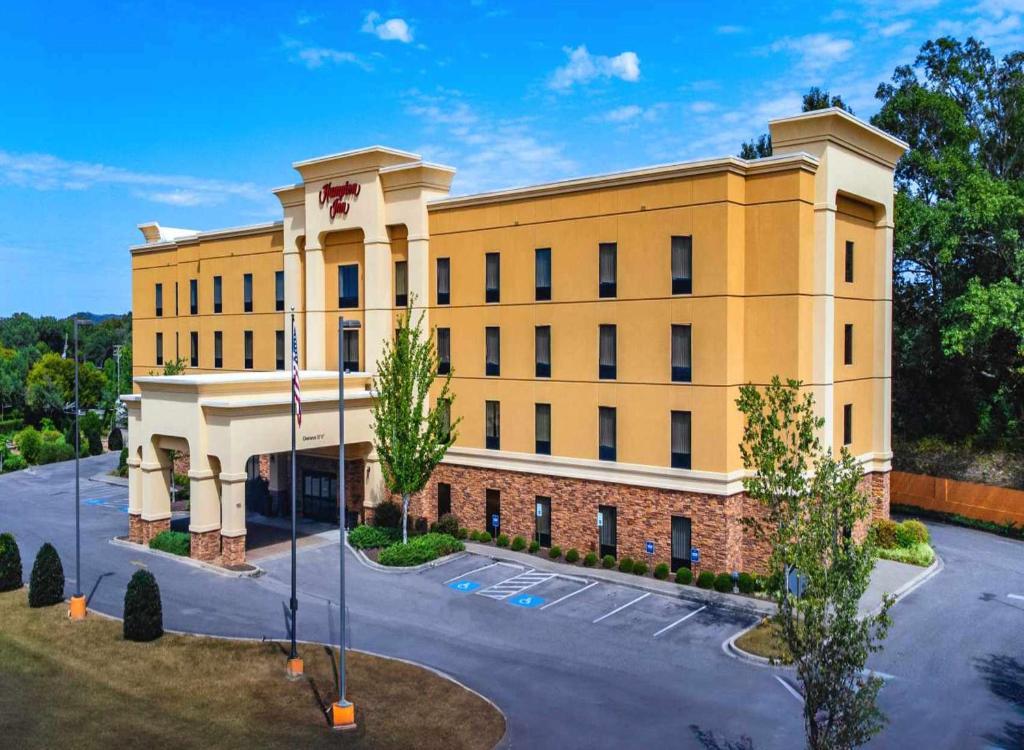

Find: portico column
[811,199,837,453]
[363,236,393,372]
[126,454,143,543]
[188,463,221,561]
[139,440,172,545]
[219,469,248,567]
[362,447,387,524]
[304,244,326,370]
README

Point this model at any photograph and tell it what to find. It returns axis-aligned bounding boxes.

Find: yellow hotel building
[125,108,906,572]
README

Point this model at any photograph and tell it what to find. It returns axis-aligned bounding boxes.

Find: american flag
[291,317,302,427]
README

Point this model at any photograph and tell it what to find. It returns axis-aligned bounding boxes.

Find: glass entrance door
[671,515,692,572]
[598,505,617,559]
[302,470,338,524]
[535,496,551,547]
[485,489,501,538]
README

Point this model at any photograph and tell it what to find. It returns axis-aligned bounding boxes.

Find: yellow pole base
[286,657,304,679]
[331,701,356,730]
[69,595,87,621]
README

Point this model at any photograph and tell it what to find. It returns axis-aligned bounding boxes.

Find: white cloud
[592,104,667,125]
[689,100,716,113]
[767,33,854,72]
[361,11,414,43]
[716,24,746,34]
[550,46,640,90]
[602,105,643,122]
[879,19,914,37]
[282,37,365,69]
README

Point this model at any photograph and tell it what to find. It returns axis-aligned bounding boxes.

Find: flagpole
[287,309,302,678]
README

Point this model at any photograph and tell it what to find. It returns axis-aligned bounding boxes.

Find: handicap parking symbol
[508,594,545,608]
[448,580,481,592]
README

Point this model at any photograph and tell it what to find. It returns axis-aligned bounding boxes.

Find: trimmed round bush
[714,572,734,593]
[496,533,510,548]
[107,427,124,451]
[149,530,190,556]
[28,542,65,607]
[528,540,540,554]
[618,557,634,573]
[696,570,715,589]
[477,531,492,544]
[583,552,598,567]
[0,532,24,591]
[675,567,693,585]
[602,554,615,569]
[14,426,42,464]
[870,518,900,549]
[123,569,163,642]
[548,545,562,559]
[456,527,468,540]
[736,572,756,594]
[510,535,526,551]
[632,561,649,576]
[433,513,460,537]
[653,562,670,580]
[896,519,929,547]
[373,500,402,529]
[565,548,580,563]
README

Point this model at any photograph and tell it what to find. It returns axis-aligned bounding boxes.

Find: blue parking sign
[645,540,655,555]
[690,547,700,564]
[492,513,500,529]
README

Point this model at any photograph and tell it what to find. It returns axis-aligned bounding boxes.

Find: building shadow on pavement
[975,653,1024,748]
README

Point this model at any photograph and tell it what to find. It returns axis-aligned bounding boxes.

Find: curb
[109,537,264,578]
[865,552,944,617]
[722,619,791,669]
[90,473,129,487]
[346,541,469,574]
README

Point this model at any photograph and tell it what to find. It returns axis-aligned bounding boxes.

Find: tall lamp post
[70,317,92,621]
[332,317,360,730]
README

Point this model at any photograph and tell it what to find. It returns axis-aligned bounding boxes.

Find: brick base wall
[191,530,220,561]
[138,517,170,545]
[222,535,245,567]
[128,513,143,544]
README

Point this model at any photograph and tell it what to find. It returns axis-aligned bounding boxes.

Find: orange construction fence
[891,471,1024,527]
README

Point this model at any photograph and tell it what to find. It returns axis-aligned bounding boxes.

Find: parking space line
[444,562,499,584]
[477,570,554,600]
[540,581,598,610]
[1008,594,1024,601]
[593,592,650,623]
[774,675,804,704]
[652,605,706,638]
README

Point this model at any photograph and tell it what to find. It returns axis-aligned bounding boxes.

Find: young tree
[737,377,892,750]
[371,302,459,543]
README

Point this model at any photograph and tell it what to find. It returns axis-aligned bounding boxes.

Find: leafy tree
[371,301,460,543]
[81,411,104,456]
[737,377,892,750]
[740,87,854,158]
[25,352,107,422]
[0,347,30,419]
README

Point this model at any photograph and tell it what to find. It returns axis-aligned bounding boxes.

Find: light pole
[332,316,360,730]
[70,317,92,621]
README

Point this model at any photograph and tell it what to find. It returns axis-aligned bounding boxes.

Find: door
[485,489,500,537]
[671,515,692,572]
[535,496,551,547]
[598,505,617,559]
[302,470,338,524]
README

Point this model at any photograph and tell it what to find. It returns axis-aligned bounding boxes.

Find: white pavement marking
[540,581,599,610]
[442,561,519,584]
[1008,594,1024,601]
[477,571,554,600]
[593,592,650,623]
[774,675,804,704]
[652,605,707,638]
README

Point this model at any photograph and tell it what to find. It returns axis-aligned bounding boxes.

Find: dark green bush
[373,500,402,529]
[496,533,510,548]
[896,519,929,547]
[108,427,124,452]
[714,573,734,593]
[149,530,190,557]
[477,531,491,544]
[348,525,400,550]
[618,557,634,573]
[510,535,526,551]
[432,513,461,537]
[602,554,615,569]
[583,552,598,567]
[37,439,75,465]
[632,561,649,576]
[456,527,468,540]
[3,453,27,472]
[28,542,64,607]
[675,567,693,585]
[548,545,562,559]
[736,572,756,594]
[760,569,784,595]
[413,516,429,535]
[0,532,23,591]
[377,533,465,567]
[653,562,670,580]
[565,548,580,563]
[528,540,540,553]
[14,427,42,464]
[696,571,715,589]
[870,518,900,549]
[123,569,163,642]
[82,412,104,456]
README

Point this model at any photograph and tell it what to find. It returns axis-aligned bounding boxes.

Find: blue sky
[1,0,1020,316]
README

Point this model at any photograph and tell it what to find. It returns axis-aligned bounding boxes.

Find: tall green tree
[740,87,854,158]
[25,352,107,423]
[371,303,459,543]
[737,377,892,750]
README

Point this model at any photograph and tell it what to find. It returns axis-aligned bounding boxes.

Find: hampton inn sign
[318,180,361,219]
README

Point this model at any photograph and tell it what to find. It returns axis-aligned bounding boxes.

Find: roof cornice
[129,221,283,254]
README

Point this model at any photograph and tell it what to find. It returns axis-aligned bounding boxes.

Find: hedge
[377,533,464,567]
[149,530,190,557]
[348,525,400,550]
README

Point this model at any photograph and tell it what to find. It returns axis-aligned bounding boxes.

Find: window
[155,332,163,366]
[599,242,617,298]
[213,276,222,314]
[671,325,692,382]
[395,261,408,307]
[342,329,359,372]
[485,326,500,376]
[599,406,616,461]
[275,330,285,370]
[599,324,616,380]
[243,274,253,313]
[437,327,451,375]
[190,331,198,367]
[598,505,617,558]
[671,235,693,294]
[671,516,692,572]
[339,264,359,308]
[485,252,500,303]
[535,325,551,378]
[189,279,198,315]
[535,248,551,301]
[485,400,500,450]
[437,483,451,518]
[214,331,223,369]
[535,403,551,455]
[174,282,179,316]
[843,404,853,445]
[275,270,285,312]
[845,241,854,283]
[244,330,253,369]
[671,411,692,469]
[844,324,853,366]
[155,283,163,317]
[436,258,450,305]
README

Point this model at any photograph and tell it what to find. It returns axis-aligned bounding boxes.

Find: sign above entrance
[318,181,361,220]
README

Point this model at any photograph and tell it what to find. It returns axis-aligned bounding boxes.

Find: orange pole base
[69,595,87,621]
[286,657,304,679]
[331,701,356,730]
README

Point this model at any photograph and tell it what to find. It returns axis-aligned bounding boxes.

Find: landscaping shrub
[82,412,104,456]
[28,542,64,607]
[123,569,163,642]
[583,552,598,567]
[876,542,935,567]
[14,426,42,464]
[37,439,74,465]
[675,567,693,585]
[413,516,429,535]
[714,573,734,593]
[0,532,23,591]
[736,572,756,594]
[432,513,460,537]
[373,500,402,529]
[565,548,580,563]
[2,453,26,472]
[896,519,929,548]
[602,554,615,569]
[348,525,400,550]
[528,540,540,554]
[632,561,649,576]
[696,571,715,589]
[760,569,784,595]
[149,530,190,557]
[377,533,464,567]
[510,535,526,551]
[870,518,900,549]
[548,545,562,559]
[477,531,491,544]
[618,557,634,573]
[107,427,124,452]
[653,562,670,580]
[496,533,510,548]
[456,527,468,540]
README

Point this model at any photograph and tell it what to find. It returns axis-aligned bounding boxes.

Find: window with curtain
[436,258,451,305]
[845,241,855,283]
[437,327,451,374]
[244,330,253,369]
[189,279,198,315]
[395,261,408,307]
[343,329,359,372]
[844,324,853,365]
[486,400,500,450]
[672,325,692,382]
[671,235,693,294]
[671,410,691,469]
[213,276,223,313]
[339,265,359,308]
[190,331,199,367]
[275,330,285,370]
[599,324,616,379]
[243,274,253,313]
[485,252,500,303]
[535,325,551,378]
[485,326,500,376]
[155,332,163,366]
[599,406,616,461]
[214,331,223,369]
[535,248,551,301]
[155,283,163,317]
[599,242,617,297]
[275,271,285,311]
[535,403,551,455]
[844,404,853,445]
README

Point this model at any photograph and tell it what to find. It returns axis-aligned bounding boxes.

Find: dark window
[598,505,617,558]
[535,248,551,301]
[437,483,452,518]
[535,325,551,378]
[535,403,551,455]
[671,411,692,469]
[276,330,285,370]
[599,242,617,298]
[599,324,616,380]
[190,331,198,367]
[243,274,253,313]
[671,516,692,572]
[214,331,223,369]
[343,329,359,372]
[843,404,853,445]
[671,325,692,382]
[485,489,501,537]
[175,331,179,360]
[844,324,853,366]
[485,400,500,450]
[275,271,285,311]
[155,332,163,366]
[189,279,198,315]
[395,260,408,307]
[485,326,500,376]
[213,276,222,313]
[155,283,163,317]
[436,258,450,305]
[535,496,551,547]
[672,235,693,294]
[339,265,358,308]
[174,282,179,316]
[485,252,500,303]
[437,327,451,375]
[845,241,854,283]
[599,406,616,461]
[244,330,253,369]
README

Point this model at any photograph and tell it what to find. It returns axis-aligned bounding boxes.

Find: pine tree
[28,542,65,607]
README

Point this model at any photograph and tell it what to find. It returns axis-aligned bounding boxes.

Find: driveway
[1,454,1021,749]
